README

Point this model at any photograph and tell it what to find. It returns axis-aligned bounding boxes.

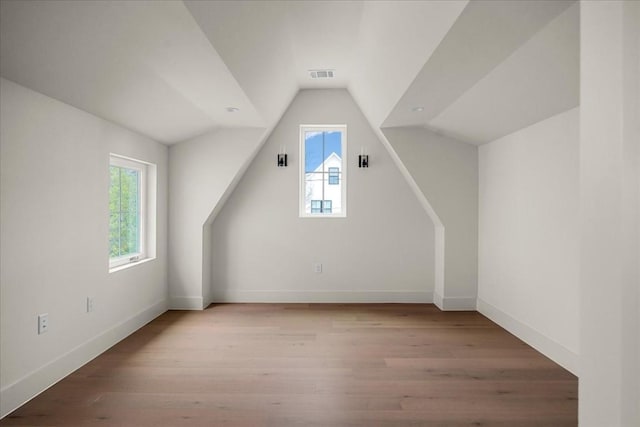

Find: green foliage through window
[109,165,140,259]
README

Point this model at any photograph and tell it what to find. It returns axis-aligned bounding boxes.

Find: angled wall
[382,127,478,309]
[210,89,435,302]
[168,127,266,309]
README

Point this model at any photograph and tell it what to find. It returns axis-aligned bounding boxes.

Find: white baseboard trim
[0,299,167,419]
[433,292,444,310]
[212,290,433,304]
[169,296,205,310]
[433,292,476,311]
[476,298,579,376]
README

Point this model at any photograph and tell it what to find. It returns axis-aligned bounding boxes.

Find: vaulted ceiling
[0,0,578,145]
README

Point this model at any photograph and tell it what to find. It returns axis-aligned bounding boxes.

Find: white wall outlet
[86,297,94,313]
[38,313,49,334]
[313,263,322,273]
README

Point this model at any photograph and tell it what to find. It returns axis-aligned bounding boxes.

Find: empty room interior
[0,0,638,426]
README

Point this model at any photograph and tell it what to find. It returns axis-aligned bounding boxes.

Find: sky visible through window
[303,129,344,216]
[305,131,341,172]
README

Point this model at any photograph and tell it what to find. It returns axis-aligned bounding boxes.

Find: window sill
[109,257,155,274]
[299,214,347,219]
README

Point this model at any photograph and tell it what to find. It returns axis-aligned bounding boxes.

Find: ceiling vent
[309,69,335,79]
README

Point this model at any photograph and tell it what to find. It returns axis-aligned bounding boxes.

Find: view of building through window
[301,126,346,216]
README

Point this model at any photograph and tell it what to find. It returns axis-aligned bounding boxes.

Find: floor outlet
[38,313,49,334]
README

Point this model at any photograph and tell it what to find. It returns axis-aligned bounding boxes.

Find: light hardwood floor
[1,304,577,426]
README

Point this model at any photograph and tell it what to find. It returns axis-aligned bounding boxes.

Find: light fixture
[358,147,369,168]
[411,106,424,112]
[277,146,287,167]
[226,106,239,113]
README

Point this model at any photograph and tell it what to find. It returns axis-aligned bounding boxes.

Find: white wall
[579,1,640,425]
[211,89,435,302]
[382,127,478,309]
[0,78,168,417]
[477,107,580,374]
[168,127,266,309]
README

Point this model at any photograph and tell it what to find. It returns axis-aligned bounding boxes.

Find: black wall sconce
[277,146,287,167]
[358,148,369,168]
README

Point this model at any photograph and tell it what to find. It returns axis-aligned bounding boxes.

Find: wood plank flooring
[1,304,577,426]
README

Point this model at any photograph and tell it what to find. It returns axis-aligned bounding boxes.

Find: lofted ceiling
[384,0,579,144]
[0,0,578,145]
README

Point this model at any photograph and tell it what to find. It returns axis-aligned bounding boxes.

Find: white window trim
[109,154,154,272]
[299,124,347,218]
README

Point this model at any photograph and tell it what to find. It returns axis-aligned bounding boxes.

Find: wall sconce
[358,147,369,168]
[277,146,287,167]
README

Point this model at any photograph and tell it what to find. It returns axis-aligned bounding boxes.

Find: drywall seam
[477,298,579,375]
[0,299,167,418]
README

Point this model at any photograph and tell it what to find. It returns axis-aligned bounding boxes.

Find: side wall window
[109,154,155,270]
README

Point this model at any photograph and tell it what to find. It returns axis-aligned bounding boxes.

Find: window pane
[109,166,121,213]
[120,212,139,256]
[120,168,139,213]
[109,212,120,257]
[324,131,342,158]
[305,132,324,173]
[305,172,324,213]
[322,144,341,214]
[109,164,141,259]
[300,126,345,217]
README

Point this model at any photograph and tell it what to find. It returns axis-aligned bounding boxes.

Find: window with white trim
[109,155,153,270]
[300,125,346,217]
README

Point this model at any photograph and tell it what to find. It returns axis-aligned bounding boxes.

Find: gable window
[300,125,347,217]
[109,154,155,270]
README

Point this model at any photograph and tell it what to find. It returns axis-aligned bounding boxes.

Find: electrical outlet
[313,263,322,273]
[38,313,49,334]
[87,297,94,313]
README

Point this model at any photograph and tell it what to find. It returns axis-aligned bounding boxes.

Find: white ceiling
[427,2,579,144]
[383,0,578,144]
[0,0,579,146]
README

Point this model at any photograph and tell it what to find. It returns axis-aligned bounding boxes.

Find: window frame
[299,124,347,218]
[109,154,148,270]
